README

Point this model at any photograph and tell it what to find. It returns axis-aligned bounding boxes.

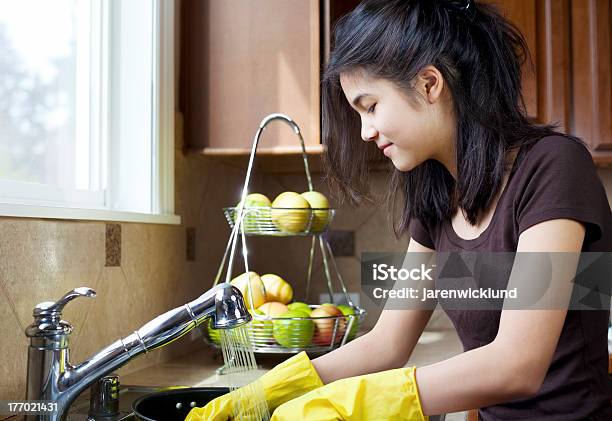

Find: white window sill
[0,203,181,225]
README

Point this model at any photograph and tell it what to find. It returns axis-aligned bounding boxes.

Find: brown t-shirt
[409,135,612,420]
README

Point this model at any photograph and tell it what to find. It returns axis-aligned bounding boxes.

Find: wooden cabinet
[488,0,612,164]
[484,0,571,131]
[570,0,612,159]
[180,0,612,163]
[180,0,322,155]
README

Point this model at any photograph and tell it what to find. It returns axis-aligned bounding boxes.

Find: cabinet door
[180,0,321,155]
[487,0,572,132]
[322,0,362,66]
[571,0,612,158]
[493,0,612,163]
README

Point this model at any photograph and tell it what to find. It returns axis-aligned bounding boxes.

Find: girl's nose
[361,124,378,142]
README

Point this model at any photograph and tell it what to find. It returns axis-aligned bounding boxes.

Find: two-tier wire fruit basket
[203,113,366,354]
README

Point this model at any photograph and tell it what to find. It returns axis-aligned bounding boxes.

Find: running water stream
[220,324,271,421]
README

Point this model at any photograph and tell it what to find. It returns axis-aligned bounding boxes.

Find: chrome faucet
[25,283,251,421]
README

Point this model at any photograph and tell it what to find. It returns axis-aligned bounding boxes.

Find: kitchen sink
[66,385,231,421]
[66,385,448,421]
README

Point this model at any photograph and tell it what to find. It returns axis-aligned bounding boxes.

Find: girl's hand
[271,366,428,421]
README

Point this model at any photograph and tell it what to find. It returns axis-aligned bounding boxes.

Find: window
[0,0,178,224]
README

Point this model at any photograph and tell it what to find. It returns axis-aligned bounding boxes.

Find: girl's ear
[416,65,444,104]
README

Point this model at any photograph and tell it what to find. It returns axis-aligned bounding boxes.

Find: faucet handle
[34,287,97,317]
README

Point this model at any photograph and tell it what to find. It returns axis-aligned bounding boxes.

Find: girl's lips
[382,143,393,156]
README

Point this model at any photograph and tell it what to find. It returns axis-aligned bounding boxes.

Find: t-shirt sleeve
[516,136,611,246]
[408,216,435,249]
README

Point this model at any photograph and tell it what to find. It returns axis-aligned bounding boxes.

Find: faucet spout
[25,282,251,420]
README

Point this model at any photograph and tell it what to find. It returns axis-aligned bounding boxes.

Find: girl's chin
[389,154,417,172]
[394,163,413,172]
[390,160,412,172]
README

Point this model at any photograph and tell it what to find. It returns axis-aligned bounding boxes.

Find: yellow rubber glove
[184,351,323,421]
[270,366,428,421]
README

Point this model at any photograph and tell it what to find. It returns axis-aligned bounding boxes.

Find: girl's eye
[367,103,376,113]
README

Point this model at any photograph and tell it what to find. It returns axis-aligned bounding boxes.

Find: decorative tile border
[105,224,121,267]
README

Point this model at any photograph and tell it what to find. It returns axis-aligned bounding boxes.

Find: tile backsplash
[105,223,122,267]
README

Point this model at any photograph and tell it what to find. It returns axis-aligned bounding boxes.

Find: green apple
[273,310,314,348]
[300,191,330,232]
[209,318,253,347]
[336,304,355,315]
[234,193,271,231]
[287,301,311,315]
[206,319,221,345]
[288,308,311,318]
[271,192,311,233]
[337,305,358,341]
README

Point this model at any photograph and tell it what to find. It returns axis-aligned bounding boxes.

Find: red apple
[310,304,346,345]
[320,303,343,316]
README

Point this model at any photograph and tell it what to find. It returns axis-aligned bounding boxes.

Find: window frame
[0,0,179,225]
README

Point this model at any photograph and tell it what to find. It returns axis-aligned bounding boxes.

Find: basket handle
[224,114,314,285]
[238,113,314,205]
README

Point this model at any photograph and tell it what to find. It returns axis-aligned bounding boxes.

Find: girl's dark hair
[322,0,566,237]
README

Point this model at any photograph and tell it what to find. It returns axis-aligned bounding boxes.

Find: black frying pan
[132,387,230,421]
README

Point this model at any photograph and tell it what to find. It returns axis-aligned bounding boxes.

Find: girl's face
[339,68,456,174]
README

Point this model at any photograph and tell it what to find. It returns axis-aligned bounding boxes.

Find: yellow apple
[300,191,330,232]
[271,192,311,233]
[261,274,293,304]
[237,193,271,207]
[229,271,267,310]
[234,193,272,231]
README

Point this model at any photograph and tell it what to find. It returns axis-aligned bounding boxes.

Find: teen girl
[188,1,612,419]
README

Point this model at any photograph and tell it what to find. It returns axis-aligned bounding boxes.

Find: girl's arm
[312,308,434,384]
[312,238,436,384]
[416,218,585,415]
